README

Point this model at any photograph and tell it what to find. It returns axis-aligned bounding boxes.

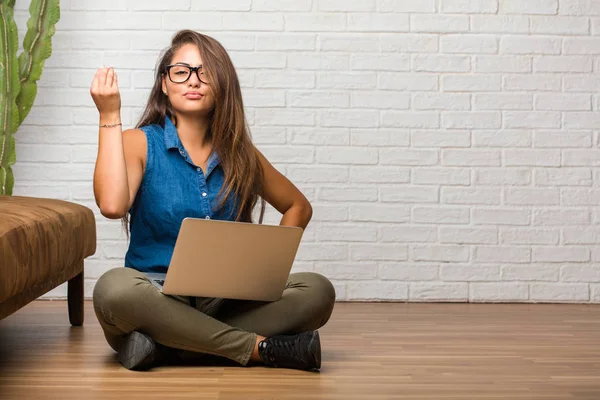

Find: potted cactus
[0,0,60,195]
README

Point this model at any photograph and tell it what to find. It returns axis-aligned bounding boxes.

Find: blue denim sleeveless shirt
[124,116,238,273]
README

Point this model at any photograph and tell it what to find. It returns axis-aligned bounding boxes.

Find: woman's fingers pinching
[98,67,107,87]
[107,68,115,88]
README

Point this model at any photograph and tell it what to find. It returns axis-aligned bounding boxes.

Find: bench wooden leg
[68,268,84,326]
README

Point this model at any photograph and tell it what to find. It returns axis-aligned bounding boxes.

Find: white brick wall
[10,0,600,303]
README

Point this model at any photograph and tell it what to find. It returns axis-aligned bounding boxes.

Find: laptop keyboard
[155,279,165,286]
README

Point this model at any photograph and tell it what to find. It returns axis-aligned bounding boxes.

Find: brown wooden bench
[0,196,97,325]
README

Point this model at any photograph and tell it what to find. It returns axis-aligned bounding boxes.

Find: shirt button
[205,216,210,219]
[197,167,202,172]
[202,192,207,197]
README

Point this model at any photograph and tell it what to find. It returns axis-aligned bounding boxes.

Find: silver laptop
[145,217,304,302]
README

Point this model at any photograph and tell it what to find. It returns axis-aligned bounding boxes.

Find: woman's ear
[161,76,167,95]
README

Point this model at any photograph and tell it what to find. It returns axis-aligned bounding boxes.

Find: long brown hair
[122,30,266,236]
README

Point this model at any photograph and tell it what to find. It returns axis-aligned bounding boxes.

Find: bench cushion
[0,196,96,303]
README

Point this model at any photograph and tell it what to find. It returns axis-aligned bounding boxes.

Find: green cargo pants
[92,267,336,366]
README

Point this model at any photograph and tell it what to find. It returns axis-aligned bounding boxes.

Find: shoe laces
[262,335,304,364]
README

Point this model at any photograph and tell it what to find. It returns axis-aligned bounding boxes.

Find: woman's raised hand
[90,67,122,116]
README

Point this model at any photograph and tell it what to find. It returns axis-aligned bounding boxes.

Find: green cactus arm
[0,134,15,195]
[0,0,19,195]
[0,1,16,10]
[17,0,60,125]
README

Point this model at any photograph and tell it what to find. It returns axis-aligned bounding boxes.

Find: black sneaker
[258,330,321,371]
[117,331,159,371]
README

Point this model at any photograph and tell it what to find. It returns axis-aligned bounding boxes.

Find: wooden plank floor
[1,301,599,400]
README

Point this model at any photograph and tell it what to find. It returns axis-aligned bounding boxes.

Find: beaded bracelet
[99,122,122,128]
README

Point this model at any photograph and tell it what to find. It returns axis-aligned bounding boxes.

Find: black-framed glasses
[165,64,209,84]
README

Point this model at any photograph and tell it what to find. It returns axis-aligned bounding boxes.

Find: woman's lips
[184,93,203,99]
